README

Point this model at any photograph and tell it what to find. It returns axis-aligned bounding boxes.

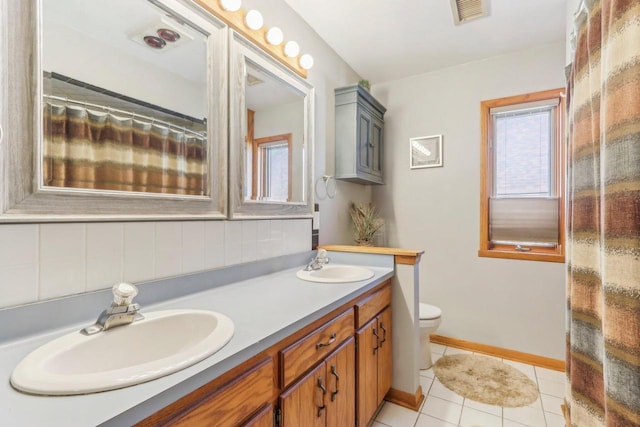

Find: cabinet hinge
[274,406,281,427]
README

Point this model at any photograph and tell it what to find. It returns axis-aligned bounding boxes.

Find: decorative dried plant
[349,203,384,246]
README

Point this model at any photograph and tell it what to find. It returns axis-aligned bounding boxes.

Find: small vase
[356,240,374,247]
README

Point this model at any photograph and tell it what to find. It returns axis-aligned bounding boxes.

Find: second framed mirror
[229,31,314,219]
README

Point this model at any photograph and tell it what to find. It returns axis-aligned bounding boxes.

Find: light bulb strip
[194,0,309,78]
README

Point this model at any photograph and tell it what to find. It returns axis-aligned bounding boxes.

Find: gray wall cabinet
[335,85,387,185]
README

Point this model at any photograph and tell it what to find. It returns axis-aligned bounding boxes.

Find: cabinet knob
[330,364,340,402]
[379,322,387,347]
[372,327,379,354]
[317,377,326,417]
[316,332,337,349]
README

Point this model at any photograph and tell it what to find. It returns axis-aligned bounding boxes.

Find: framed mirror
[1,0,228,221]
[229,31,314,219]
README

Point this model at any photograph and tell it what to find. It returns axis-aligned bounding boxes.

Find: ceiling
[283,0,568,83]
[44,0,208,85]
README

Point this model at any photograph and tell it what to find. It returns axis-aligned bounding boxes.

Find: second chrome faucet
[304,249,330,271]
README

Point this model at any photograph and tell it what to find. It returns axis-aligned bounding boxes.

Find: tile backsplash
[0,219,311,309]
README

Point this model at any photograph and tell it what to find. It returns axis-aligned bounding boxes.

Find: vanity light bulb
[284,41,300,58]
[245,10,264,31]
[266,27,284,45]
[220,0,241,12]
[299,54,314,70]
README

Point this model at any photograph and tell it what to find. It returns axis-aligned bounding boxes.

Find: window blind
[489,197,559,247]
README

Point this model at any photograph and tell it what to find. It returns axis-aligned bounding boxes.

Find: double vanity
[0,0,422,423]
[0,250,395,426]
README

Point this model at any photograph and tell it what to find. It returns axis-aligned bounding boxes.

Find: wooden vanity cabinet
[139,280,392,427]
[137,358,274,427]
[355,287,393,426]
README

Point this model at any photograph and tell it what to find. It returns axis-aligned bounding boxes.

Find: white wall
[0,0,369,309]
[371,42,567,359]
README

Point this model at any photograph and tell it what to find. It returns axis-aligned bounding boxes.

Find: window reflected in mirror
[243,60,305,203]
[41,0,210,197]
[249,130,292,201]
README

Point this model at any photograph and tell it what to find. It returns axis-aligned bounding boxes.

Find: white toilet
[419,303,442,369]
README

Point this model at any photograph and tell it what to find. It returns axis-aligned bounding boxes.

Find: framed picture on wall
[410,135,443,169]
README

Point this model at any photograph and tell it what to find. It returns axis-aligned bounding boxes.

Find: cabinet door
[371,116,383,178]
[357,107,372,174]
[242,404,273,427]
[377,308,393,404]
[325,338,356,427]
[280,363,326,427]
[356,318,379,427]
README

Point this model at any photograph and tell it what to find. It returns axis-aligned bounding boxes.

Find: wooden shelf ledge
[319,245,424,265]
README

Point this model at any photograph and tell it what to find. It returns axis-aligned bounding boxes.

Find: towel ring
[323,175,336,199]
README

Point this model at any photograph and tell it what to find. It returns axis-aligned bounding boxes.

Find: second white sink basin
[296,264,375,283]
[11,309,234,396]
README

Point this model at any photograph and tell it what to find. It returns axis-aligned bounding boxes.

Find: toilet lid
[419,303,442,320]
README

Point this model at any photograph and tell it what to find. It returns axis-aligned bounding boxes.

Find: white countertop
[0,258,393,426]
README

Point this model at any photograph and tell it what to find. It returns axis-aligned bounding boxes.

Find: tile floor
[373,344,567,427]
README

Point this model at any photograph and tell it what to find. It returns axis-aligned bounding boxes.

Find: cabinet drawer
[170,358,274,427]
[355,285,391,329]
[279,309,354,388]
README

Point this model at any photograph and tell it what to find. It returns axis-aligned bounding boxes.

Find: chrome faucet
[304,249,330,271]
[81,282,144,335]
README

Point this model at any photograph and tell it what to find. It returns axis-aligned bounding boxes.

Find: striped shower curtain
[42,103,208,196]
[566,0,640,426]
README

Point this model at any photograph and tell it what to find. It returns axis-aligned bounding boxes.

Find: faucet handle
[112,282,138,306]
[316,249,330,264]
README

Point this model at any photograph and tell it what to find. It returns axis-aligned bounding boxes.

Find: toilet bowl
[419,303,442,370]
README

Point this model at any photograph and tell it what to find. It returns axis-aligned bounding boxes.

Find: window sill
[478,249,565,263]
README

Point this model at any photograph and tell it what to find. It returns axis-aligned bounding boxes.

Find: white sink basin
[296,264,375,283]
[11,309,234,395]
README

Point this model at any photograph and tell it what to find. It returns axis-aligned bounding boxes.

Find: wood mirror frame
[0,0,228,222]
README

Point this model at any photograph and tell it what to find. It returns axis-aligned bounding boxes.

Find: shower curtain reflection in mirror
[40,0,213,200]
[42,102,208,196]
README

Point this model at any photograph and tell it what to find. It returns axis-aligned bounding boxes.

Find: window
[479,88,565,262]
[252,133,292,201]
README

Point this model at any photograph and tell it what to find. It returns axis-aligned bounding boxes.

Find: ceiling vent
[450,0,488,25]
